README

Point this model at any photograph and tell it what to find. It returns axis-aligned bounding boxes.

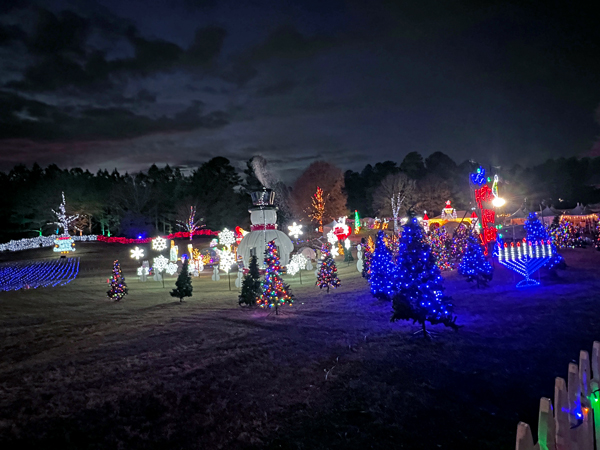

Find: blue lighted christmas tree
[368,231,396,299]
[524,212,550,240]
[458,235,493,287]
[524,212,564,269]
[391,213,458,338]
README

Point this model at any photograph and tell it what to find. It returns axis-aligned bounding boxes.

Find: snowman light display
[237,188,294,268]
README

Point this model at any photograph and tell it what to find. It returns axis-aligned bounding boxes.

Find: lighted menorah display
[496,239,554,288]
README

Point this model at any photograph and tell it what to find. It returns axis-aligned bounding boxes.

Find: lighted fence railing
[497,240,554,288]
[516,342,600,450]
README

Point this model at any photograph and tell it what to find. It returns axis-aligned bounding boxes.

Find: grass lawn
[1,242,600,449]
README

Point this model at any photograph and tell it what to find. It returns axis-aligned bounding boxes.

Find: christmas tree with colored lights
[525,212,564,269]
[257,240,293,314]
[369,230,397,299]
[549,216,582,248]
[595,220,600,251]
[316,244,341,293]
[239,255,261,306]
[170,258,193,302]
[429,226,452,271]
[450,224,471,267]
[361,236,374,279]
[391,212,458,338]
[458,235,493,287]
[107,260,128,301]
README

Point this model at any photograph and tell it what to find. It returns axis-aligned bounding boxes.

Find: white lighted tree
[373,173,415,232]
[177,206,204,241]
[51,192,79,236]
[218,248,236,290]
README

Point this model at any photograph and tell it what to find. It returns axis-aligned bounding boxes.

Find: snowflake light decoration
[153,255,169,272]
[291,253,307,270]
[137,266,149,276]
[152,236,167,251]
[327,230,338,245]
[218,249,236,272]
[331,245,339,258]
[165,262,178,275]
[218,228,236,248]
[287,253,307,276]
[288,222,303,239]
[130,246,145,260]
[287,261,300,276]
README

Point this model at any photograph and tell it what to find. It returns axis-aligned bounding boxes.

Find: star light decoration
[218,249,236,273]
[130,246,144,260]
[218,228,236,248]
[152,236,167,251]
[288,222,303,239]
[153,255,169,273]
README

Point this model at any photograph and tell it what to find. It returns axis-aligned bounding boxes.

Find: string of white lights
[0,234,97,252]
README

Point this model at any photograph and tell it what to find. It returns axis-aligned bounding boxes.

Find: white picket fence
[516,342,600,450]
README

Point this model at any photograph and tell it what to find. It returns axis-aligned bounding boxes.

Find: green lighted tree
[170,258,193,302]
[239,255,261,306]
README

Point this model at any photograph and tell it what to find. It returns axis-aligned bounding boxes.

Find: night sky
[0,0,598,181]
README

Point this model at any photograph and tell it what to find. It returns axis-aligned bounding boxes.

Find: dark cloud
[0,91,228,141]
[133,89,157,103]
[28,9,90,56]
[0,23,26,45]
[182,0,218,10]
[0,0,27,15]
[186,26,227,66]
[0,0,598,176]
[4,9,228,92]
[114,29,184,74]
[218,59,257,86]
[8,52,112,91]
[256,79,296,97]
[248,25,334,62]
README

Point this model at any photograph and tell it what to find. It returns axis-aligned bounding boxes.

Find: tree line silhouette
[1,152,599,241]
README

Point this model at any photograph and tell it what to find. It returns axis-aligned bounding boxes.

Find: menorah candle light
[497,239,554,288]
